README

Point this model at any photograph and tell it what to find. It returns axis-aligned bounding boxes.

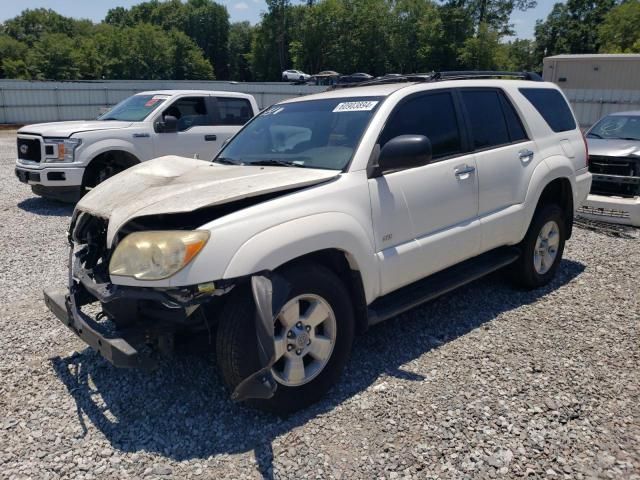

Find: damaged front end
[43,210,289,402]
[44,211,231,369]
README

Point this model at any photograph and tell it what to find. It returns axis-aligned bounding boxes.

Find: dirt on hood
[76,155,340,246]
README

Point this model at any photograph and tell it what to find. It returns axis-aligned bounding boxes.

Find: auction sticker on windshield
[333,101,379,112]
[145,95,170,108]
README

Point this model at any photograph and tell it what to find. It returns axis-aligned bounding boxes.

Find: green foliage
[0,6,214,80]
[0,0,629,82]
[229,21,254,81]
[598,0,640,52]
[534,0,617,65]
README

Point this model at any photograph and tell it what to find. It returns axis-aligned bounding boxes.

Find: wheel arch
[82,149,141,188]
[521,157,576,240]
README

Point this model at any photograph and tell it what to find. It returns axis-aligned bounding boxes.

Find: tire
[216,263,355,414]
[511,204,566,289]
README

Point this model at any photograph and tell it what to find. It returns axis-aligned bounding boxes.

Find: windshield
[587,114,640,141]
[99,94,169,122]
[215,97,383,170]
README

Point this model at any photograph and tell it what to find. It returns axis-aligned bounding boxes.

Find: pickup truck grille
[17,137,41,162]
[588,155,640,198]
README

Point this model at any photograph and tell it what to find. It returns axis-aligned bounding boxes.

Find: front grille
[588,155,640,198]
[577,205,630,219]
[17,137,41,162]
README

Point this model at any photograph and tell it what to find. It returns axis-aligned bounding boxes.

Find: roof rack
[330,70,543,89]
[432,71,543,81]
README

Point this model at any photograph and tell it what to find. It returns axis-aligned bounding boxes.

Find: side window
[162,96,210,132]
[519,88,576,133]
[216,97,254,125]
[380,92,461,159]
[498,91,528,142]
[460,89,510,150]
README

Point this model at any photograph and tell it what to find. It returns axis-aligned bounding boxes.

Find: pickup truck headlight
[43,138,82,163]
[109,230,210,280]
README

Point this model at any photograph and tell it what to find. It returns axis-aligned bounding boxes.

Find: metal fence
[2,79,639,128]
[0,79,325,125]
[563,89,640,128]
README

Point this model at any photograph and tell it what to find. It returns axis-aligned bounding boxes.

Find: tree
[229,21,254,81]
[599,0,640,52]
[0,34,28,78]
[105,0,228,78]
[535,0,617,63]
[458,22,507,69]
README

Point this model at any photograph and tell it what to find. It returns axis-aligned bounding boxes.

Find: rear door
[457,88,538,250]
[210,96,255,155]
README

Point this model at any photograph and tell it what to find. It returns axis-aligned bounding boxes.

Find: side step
[367,247,520,325]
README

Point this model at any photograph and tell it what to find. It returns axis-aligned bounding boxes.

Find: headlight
[109,230,210,280]
[43,138,82,163]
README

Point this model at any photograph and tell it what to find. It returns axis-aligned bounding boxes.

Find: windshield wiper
[586,133,602,138]
[249,159,307,168]
[214,157,243,165]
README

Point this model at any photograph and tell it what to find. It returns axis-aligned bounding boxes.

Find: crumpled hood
[587,138,640,158]
[76,156,340,245]
[19,120,133,138]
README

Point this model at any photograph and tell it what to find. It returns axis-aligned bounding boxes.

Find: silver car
[578,111,640,226]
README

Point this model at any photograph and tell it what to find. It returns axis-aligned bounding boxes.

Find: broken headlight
[109,230,210,280]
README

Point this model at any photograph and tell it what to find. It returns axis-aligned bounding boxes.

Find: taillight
[582,132,589,168]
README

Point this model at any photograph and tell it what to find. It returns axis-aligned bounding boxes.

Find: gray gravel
[1,129,639,479]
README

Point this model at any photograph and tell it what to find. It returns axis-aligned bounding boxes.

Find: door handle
[204,134,217,141]
[454,165,475,179]
[519,149,534,162]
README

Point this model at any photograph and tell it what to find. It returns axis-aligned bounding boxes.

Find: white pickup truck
[15,90,258,202]
[44,72,591,414]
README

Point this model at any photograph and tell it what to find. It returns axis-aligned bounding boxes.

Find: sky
[0,0,559,39]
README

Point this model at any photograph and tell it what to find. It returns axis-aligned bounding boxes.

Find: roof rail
[329,70,543,89]
[432,71,543,81]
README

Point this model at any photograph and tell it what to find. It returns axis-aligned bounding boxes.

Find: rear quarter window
[519,88,576,133]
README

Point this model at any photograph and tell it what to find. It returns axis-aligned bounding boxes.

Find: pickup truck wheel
[512,204,566,289]
[216,263,355,414]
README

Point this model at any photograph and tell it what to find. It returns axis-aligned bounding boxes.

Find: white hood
[76,156,340,245]
[19,120,133,138]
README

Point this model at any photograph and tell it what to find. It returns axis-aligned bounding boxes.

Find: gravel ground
[1,130,638,480]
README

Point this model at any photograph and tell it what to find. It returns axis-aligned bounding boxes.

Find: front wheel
[511,204,566,289]
[216,263,355,414]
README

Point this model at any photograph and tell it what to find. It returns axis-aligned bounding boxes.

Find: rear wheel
[511,204,566,289]
[216,263,355,414]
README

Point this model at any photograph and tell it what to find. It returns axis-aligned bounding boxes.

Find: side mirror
[375,134,432,175]
[156,115,178,133]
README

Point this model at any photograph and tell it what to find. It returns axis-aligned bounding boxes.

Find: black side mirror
[373,135,432,176]
[156,115,178,133]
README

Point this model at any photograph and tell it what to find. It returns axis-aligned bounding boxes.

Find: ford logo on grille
[19,144,29,155]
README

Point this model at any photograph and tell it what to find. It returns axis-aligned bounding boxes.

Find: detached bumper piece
[44,288,157,369]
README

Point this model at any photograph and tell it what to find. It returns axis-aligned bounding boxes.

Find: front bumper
[577,194,640,227]
[15,163,85,187]
[44,288,154,368]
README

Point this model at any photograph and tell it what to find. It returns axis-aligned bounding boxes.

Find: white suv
[15,90,258,202]
[44,72,592,414]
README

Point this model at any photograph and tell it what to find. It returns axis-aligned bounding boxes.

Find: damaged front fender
[231,273,291,402]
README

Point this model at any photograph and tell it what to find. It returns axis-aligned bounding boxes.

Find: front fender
[223,212,379,303]
[80,138,144,165]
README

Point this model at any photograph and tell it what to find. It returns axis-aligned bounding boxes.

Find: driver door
[368,91,481,295]
[152,96,219,160]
